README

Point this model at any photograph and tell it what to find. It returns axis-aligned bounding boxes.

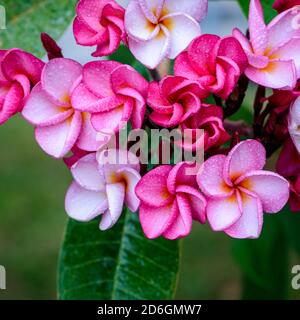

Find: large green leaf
[0,0,77,57]
[237,0,277,23]
[232,214,288,299]
[58,208,180,300]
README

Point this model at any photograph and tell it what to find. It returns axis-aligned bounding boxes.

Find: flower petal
[237,170,289,213]
[161,13,201,59]
[207,192,242,231]
[248,0,268,55]
[125,0,160,41]
[267,7,300,50]
[163,194,193,240]
[225,192,263,239]
[128,25,170,69]
[1,49,44,84]
[245,59,297,89]
[271,37,300,77]
[76,112,105,151]
[118,167,141,212]
[35,111,82,158]
[139,201,177,239]
[22,83,72,126]
[71,153,105,192]
[42,58,82,103]
[197,154,233,198]
[99,182,125,230]
[65,181,108,221]
[135,165,174,207]
[224,140,266,183]
[164,0,208,21]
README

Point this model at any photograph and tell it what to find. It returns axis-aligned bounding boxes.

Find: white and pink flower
[22,58,102,158]
[124,0,208,69]
[65,149,141,230]
[234,0,300,89]
[197,140,289,239]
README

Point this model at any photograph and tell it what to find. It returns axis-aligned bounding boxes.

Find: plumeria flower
[73,0,126,57]
[22,58,102,158]
[148,76,205,128]
[124,0,208,69]
[0,49,44,125]
[288,96,300,153]
[71,60,149,133]
[197,140,289,239]
[136,162,207,240]
[234,0,300,89]
[175,34,248,99]
[179,105,230,151]
[65,149,141,230]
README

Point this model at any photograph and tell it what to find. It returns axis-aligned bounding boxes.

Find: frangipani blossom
[148,76,205,128]
[125,0,208,69]
[71,60,149,133]
[288,96,300,153]
[73,0,126,57]
[197,140,289,239]
[0,49,44,125]
[65,149,141,230]
[175,35,248,99]
[22,58,102,158]
[234,0,300,89]
[179,105,230,151]
[136,162,206,240]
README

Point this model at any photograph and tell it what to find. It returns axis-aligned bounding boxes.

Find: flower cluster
[4,0,300,240]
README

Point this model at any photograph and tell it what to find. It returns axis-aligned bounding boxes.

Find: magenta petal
[163,194,193,240]
[139,201,177,239]
[135,165,174,208]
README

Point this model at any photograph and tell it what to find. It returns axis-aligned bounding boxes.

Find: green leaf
[232,214,288,299]
[0,0,77,57]
[58,208,180,300]
[237,0,277,24]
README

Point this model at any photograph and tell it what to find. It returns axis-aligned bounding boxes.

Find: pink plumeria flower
[136,162,207,240]
[197,140,289,239]
[22,58,102,158]
[179,104,230,151]
[71,60,148,133]
[73,0,126,57]
[148,76,205,128]
[65,149,141,230]
[0,49,44,125]
[124,0,208,69]
[234,0,300,89]
[288,96,300,153]
[175,35,248,99]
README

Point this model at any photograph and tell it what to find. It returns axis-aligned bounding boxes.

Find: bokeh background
[0,0,300,300]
